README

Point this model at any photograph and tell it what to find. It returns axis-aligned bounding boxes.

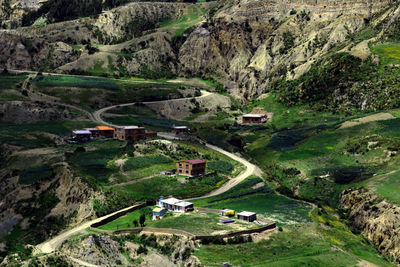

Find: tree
[139,214,146,227]
[133,220,138,228]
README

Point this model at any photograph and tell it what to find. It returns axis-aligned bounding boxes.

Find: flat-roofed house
[158,197,194,213]
[237,211,257,222]
[114,126,146,141]
[173,126,189,134]
[242,114,267,124]
[176,159,206,176]
[72,130,92,140]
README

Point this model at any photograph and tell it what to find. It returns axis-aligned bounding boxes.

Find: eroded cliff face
[1,0,398,99]
[178,0,396,98]
[340,188,400,264]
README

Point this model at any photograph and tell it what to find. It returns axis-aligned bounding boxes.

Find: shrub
[123,155,172,171]
[137,245,148,254]
[207,160,234,174]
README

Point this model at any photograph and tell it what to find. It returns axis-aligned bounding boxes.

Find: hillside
[2,0,400,266]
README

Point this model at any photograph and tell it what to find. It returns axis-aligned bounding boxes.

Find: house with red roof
[176,159,206,176]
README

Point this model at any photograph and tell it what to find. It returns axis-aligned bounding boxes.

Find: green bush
[207,160,234,174]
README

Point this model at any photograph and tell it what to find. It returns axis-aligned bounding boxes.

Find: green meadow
[372,43,400,66]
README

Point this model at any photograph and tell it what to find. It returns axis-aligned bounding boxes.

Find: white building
[158,197,194,213]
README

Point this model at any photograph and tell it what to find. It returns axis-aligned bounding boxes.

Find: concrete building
[176,159,206,176]
[114,126,146,141]
[242,114,267,124]
[237,211,257,222]
[158,197,194,213]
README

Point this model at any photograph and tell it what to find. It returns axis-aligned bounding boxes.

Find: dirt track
[339,113,395,129]
[34,90,257,256]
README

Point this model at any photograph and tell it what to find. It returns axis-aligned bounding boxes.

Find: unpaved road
[92,90,212,127]
[339,112,395,129]
[34,89,257,255]
[34,203,144,255]
[157,132,260,200]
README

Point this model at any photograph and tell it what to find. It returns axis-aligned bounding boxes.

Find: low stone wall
[196,223,277,240]
[90,223,276,240]
[90,226,195,237]
[91,202,149,228]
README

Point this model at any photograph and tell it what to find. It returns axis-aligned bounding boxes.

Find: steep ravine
[340,188,400,264]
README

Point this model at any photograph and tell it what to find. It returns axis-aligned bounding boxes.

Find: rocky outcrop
[0,30,32,70]
[340,188,400,264]
[51,164,97,225]
[94,2,187,43]
[178,0,396,98]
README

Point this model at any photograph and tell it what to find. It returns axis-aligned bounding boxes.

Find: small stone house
[237,211,257,222]
[242,114,267,124]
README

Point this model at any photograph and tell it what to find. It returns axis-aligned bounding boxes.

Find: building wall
[176,161,206,176]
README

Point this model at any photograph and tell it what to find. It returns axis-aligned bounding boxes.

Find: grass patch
[147,212,257,236]
[123,156,172,171]
[193,177,312,225]
[160,5,207,38]
[207,160,234,174]
[111,174,225,201]
[97,207,153,230]
[372,43,400,66]
[0,75,26,90]
[18,165,53,184]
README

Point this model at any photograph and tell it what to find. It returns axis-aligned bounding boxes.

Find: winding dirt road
[34,89,258,256]
[92,90,212,127]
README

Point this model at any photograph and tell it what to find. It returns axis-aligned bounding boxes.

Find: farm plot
[31,75,186,110]
[147,212,259,236]
[193,177,312,225]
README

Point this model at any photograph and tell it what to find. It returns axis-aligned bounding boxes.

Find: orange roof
[96,126,114,131]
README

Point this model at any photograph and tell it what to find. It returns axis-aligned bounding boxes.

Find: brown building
[96,126,114,137]
[173,126,189,135]
[114,126,146,141]
[176,159,206,176]
[242,114,267,124]
[145,132,158,139]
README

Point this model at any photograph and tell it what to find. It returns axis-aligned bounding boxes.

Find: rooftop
[153,207,165,213]
[162,197,181,205]
[162,197,193,207]
[186,159,206,164]
[119,126,144,130]
[174,126,188,129]
[73,130,92,134]
[97,126,114,131]
[243,114,266,118]
[237,211,256,217]
[175,201,193,207]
